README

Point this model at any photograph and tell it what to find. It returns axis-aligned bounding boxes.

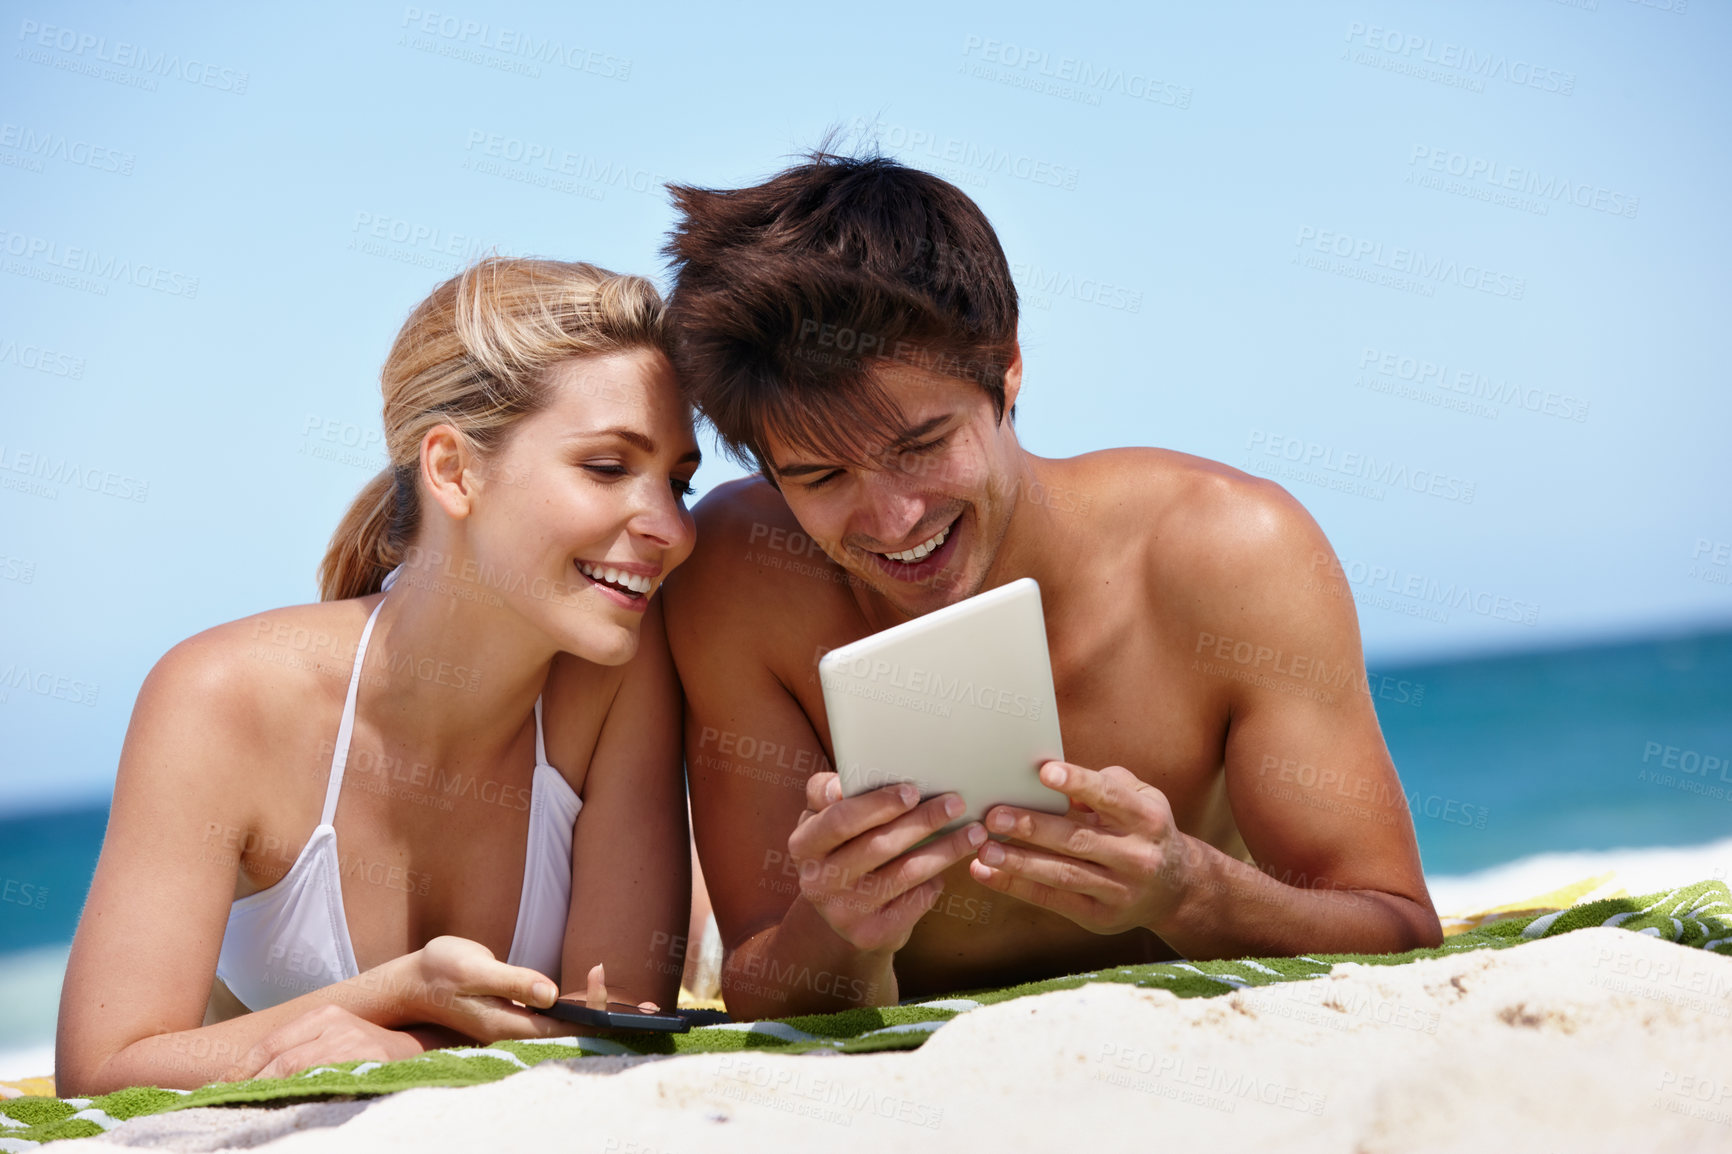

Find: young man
[660,155,1442,1019]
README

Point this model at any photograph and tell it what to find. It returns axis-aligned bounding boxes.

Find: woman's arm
[554,598,691,1010]
[56,632,571,1095]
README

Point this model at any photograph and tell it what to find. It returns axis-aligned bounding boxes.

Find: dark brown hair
[662,152,1018,474]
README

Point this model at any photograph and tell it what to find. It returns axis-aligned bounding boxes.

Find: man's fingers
[790,782,924,859]
[968,856,1101,923]
[804,771,844,812]
[863,878,947,945]
[1038,762,1159,828]
[829,795,973,878]
[973,839,1122,902]
[983,806,1133,871]
[844,820,984,908]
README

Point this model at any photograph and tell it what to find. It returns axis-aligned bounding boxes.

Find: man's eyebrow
[772,415,955,477]
[885,415,951,449]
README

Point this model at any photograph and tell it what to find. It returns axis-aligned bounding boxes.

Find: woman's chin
[559,623,640,667]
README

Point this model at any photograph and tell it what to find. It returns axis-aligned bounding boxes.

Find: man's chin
[857,563,976,616]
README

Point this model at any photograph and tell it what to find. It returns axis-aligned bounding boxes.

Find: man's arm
[663,482,980,1017]
[968,470,1441,957]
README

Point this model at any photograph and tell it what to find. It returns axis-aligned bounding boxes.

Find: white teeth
[578,562,654,595]
[883,522,950,564]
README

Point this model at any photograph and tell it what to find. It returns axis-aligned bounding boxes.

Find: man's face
[764,359,1022,618]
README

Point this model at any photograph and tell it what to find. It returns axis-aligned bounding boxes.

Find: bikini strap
[533,695,548,766]
[319,569,398,826]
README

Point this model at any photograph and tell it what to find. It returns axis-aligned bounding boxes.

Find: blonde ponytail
[315,257,670,601]
[317,467,414,601]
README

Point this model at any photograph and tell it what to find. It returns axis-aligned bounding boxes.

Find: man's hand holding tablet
[968,760,1196,936]
[802,579,1074,951]
[786,773,986,954]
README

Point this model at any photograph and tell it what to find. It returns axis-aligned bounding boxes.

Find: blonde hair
[317,257,670,602]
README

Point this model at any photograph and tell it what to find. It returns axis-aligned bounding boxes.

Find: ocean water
[2,628,1728,1076]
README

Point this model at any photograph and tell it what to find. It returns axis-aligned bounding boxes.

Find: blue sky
[2,0,1728,808]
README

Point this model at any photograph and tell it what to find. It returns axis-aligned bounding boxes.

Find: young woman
[56,258,700,1094]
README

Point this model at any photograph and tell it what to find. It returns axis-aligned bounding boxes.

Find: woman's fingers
[586,962,607,1010]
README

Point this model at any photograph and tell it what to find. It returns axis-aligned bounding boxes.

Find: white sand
[64,927,1732,1153]
[12,841,1730,1092]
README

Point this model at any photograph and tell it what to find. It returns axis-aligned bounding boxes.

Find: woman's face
[458,347,700,665]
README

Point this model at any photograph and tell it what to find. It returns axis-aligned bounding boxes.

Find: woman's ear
[421,424,476,520]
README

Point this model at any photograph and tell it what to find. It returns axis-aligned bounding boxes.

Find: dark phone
[534,999,691,1033]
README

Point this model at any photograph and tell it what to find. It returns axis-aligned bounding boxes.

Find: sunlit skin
[665,340,1442,1019]
[57,348,700,1094]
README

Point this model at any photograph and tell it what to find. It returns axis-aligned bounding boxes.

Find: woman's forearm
[62,958,431,1095]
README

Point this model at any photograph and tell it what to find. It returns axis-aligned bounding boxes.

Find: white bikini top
[215,568,583,1011]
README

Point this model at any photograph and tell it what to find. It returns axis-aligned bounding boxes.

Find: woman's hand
[375,936,573,1043]
[578,962,661,1013]
[242,1005,426,1081]
[239,947,671,1082]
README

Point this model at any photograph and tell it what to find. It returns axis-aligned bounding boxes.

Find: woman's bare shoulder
[134,599,374,771]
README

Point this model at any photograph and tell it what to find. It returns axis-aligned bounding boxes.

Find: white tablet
[818,577,1069,830]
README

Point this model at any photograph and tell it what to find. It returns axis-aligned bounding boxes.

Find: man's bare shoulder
[1057,447,1339,618]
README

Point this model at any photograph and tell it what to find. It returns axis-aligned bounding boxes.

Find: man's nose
[856,471,927,546]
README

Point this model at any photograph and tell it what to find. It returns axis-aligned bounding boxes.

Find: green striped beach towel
[4,878,1727,1150]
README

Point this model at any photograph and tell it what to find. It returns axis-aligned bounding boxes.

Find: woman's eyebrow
[567,427,703,465]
